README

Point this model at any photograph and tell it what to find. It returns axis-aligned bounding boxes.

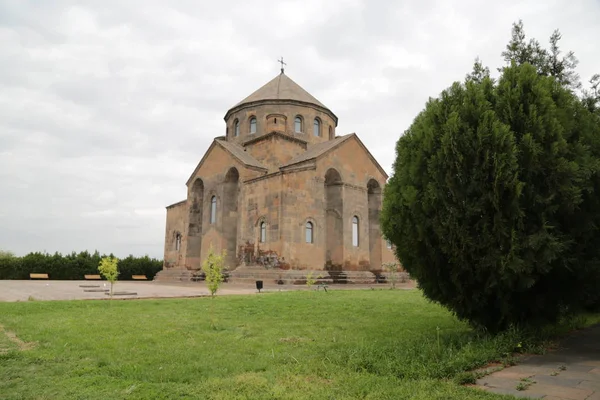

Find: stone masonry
[161,71,398,281]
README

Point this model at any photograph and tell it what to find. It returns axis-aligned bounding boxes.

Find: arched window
[234,120,240,137]
[210,196,217,224]
[260,222,266,243]
[249,117,257,134]
[175,233,182,251]
[305,222,313,243]
[329,125,333,140]
[352,216,359,247]
[294,116,303,133]
[313,118,320,136]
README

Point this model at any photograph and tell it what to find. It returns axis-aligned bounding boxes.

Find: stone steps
[154,266,409,285]
[228,268,378,285]
[153,268,195,282]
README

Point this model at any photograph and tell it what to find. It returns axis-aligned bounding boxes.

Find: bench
[30,273,49,279]
[84,274,102,280]
[132,275,148,280]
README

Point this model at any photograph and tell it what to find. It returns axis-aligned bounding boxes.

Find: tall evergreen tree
[382,24,600,332]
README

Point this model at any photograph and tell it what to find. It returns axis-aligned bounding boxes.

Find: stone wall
[164,201,188,268]
[245,133,306,172]
[280,169,327,269]
[165,128,398,275]
[241,173,283,261]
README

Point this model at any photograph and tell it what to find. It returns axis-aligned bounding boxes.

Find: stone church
[159,69,396,282]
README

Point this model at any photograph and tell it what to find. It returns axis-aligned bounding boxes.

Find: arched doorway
[223,167,239,267]
[186,178,204,269]
[325,168,344,269]
[367,179,382,270]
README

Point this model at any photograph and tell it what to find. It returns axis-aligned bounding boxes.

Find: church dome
[224,72,337,124]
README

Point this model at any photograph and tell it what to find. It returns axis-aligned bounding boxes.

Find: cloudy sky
[1,0,598,258]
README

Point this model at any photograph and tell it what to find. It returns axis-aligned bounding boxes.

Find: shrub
[98,256,119,297]
[0,250,163,280]
[202,247,226,297]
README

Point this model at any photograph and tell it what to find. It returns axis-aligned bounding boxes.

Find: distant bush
[0,250,15,258]
[0,250,162,280]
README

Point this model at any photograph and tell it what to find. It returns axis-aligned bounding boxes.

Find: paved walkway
[0,280,415,302]
[477,324,600,399]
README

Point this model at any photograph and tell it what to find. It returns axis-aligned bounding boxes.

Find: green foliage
[501,20,581,90]
[0,250,21,281]
[0,250,15,259]
[515,377,535,391]
[202,247,226,297]
[2,290,593,399]
[382,22,600,332]
[98,256,119,296]
[383,262,400,289]
[454,372,477,385]
[0,250,162,280]
[305,272,322,288]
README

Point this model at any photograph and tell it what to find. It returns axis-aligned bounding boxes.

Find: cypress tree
[382,28,600,331]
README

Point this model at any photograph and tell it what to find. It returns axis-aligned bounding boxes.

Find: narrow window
[260,222,266,243]
[329,125,333,139]
[294,116,302,133]
[175,234,182,251]
[305,222,313,243]
[313,119,320,136]
[249,117,257,134]
[210,196,217,224]
[234,120,240,137]
[352,216,359,247]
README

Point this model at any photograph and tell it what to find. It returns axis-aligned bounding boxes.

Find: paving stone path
[477,324,600,399]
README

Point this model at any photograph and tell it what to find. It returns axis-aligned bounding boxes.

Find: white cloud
[1,0,598,258]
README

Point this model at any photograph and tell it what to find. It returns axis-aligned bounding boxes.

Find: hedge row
[0,251,163,280]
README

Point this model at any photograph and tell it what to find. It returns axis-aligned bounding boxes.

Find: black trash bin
[256,280,263,293]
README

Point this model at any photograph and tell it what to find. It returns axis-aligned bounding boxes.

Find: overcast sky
[1,0,598,259]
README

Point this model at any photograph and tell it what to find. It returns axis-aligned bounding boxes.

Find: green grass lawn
[0,289,595,399]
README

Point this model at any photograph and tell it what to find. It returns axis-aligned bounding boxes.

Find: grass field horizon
[1,289,597,399]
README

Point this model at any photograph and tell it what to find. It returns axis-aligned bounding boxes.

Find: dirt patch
[0,324,36,352]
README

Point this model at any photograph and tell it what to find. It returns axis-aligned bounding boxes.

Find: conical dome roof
[229,72,330,111]
[224,71,337,125]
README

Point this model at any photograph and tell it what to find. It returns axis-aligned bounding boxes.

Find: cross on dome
[277,56,287,74]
